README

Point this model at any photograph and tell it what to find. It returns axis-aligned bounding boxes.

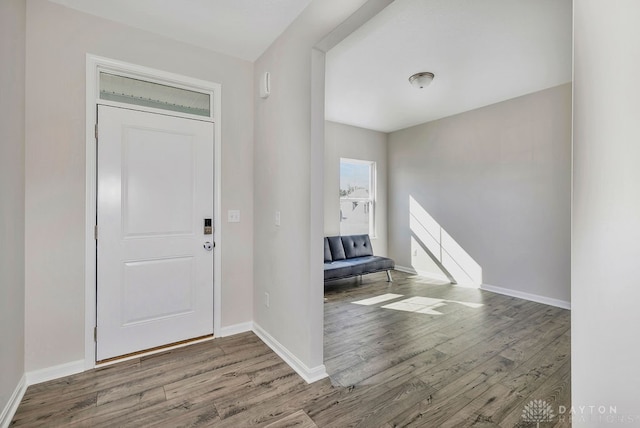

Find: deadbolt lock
[204,218,213,235]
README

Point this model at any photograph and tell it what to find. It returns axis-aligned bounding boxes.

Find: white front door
[96,105,214,361]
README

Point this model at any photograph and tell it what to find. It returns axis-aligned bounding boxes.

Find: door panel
[122,128,195,237]
[97,105,214,361]
[122,257,195,325]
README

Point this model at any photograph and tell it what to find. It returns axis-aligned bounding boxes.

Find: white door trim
[84,54,223,370]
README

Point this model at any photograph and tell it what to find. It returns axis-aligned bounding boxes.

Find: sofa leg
[386,270,393,282]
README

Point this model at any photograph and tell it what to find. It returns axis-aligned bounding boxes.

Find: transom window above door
[99,72,212,118]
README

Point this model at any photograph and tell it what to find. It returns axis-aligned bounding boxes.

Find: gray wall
[573,1,640,421]
[253,0,368,373]
[388,83,571,302]
[0,0,26,415]
[324,121,388,256]
[24,0,254,372]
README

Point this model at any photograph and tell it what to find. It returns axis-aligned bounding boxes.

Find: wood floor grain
[11,272,571,427]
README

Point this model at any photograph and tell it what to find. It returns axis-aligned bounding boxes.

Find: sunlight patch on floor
[383,297,447,315]
[352,293,404,306]
[407,275,452,286]
[352,293,484,315]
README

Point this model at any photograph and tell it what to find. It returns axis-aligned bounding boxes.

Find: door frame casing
[84,54,223,369]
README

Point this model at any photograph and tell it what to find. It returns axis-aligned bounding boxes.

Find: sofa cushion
[341,234,374,258]
[324,238,332,263]
[327,236,347,261]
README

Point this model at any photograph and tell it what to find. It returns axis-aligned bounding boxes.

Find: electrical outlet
[264,292,270,308]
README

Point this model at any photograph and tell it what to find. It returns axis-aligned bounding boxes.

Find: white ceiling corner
[325,0,573,133]
[47,0,314,62]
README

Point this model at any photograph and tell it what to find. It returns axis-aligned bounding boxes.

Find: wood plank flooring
[11,272,571,427]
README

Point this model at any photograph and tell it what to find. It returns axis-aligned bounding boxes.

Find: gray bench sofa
[324,234,395,282]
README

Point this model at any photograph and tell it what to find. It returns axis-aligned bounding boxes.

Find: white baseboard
[25,360,85,387]
[395,265,452,284]
[0,374,26,428]
[252,323,328,384]
[394,265,417,275]
[481,284,571,310]
[219,321,253,337]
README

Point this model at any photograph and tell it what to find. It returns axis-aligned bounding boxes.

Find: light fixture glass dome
[409,72,435,89]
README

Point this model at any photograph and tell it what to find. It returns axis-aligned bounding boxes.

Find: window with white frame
[340,158,376,236]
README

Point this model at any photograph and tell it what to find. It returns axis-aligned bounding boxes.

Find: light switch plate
[228,210,240,223]
[275,211,281,227]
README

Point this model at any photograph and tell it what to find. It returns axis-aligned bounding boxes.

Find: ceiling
[49,0,572,133]
[325,0,573,133]
[48,0,314,62]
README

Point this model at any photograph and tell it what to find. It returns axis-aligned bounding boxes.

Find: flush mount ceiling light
[409,72,435,89]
